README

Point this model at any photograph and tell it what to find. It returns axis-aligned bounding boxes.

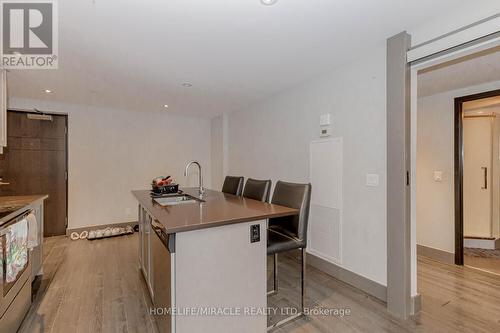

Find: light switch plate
[366,174,379,187]
[433,171,443,182]
[320,114,331,126]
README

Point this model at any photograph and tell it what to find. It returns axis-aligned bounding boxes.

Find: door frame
[7,109,69,235]
[390,17,500,319]
[387,31,412,319]
[454,89,500,265]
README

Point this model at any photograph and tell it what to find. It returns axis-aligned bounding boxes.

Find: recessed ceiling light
[163,104,169,108]
[478,111,484,114]
[44,89,52,93]
[182,82,193,88]
[260,0,278,5]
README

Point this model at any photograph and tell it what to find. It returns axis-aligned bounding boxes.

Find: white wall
[226,45,388,285]
[416,93,455,254]
[210,113,228,191]
[417,80,500,254]
[8,97,212,230]
[211,115,224,191]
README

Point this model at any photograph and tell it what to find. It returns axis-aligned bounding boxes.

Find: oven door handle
[1,233,5,285]
[151,220,169,246]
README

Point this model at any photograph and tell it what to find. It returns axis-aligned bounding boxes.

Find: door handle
[151,220,163,233]
[482,167,488,189]
[151,219,168,243]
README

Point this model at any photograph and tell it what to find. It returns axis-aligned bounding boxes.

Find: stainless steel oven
[0,210,32,333]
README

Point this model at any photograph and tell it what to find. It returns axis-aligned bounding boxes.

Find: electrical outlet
[366,174,380,187]
[250,224,260,243]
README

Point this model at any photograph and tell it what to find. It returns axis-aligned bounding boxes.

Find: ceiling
[7,0,466,117]
[418,46,500,97]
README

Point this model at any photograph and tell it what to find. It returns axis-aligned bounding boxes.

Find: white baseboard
[417,245,455,264]
[464,237,500,250]
[307,252,387,302]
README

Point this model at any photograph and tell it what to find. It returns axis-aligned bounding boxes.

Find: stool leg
[267,249,306,331]
[267,253,279,296]
[301,248,306,313]
[274,253,278,293]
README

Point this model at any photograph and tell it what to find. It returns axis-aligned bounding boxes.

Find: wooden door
[463,116,493,238]
[0,111,67,236]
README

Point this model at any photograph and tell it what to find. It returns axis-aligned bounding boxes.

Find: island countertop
[132,188,298,234]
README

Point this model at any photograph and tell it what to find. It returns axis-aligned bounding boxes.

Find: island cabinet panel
[138,205,143,267]
[138,205,154,300]
[138,203,173,333]
[151,226,172,333]
[174,220,267,333]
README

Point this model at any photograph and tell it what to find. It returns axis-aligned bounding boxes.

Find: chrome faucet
[184,161,204,196]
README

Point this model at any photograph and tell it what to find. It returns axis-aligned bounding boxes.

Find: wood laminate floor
[464,248,500,275]
[19,235,158,333]
[19,235,500,333]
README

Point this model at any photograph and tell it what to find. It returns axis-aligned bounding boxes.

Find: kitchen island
[132,188,298,333]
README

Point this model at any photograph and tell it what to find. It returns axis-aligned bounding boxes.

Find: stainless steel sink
[153,195,201,206]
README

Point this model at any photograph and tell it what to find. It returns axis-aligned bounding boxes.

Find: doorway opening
[415,46,500,285]
[455,89,500,274]
[0,110,68,236]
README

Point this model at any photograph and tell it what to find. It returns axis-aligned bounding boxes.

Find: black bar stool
[242,178,271,202]
[221,176,244,196]
[267,181,311,329]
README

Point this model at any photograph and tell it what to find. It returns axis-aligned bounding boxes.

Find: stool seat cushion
[267,228,305,255]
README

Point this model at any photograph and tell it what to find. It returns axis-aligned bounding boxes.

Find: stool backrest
[269,181,312,242]
[242,178,272,202]
[221,176,244,196]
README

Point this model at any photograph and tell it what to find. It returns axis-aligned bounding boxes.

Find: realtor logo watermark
[1,0,58,69]
[149,306,352,317]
